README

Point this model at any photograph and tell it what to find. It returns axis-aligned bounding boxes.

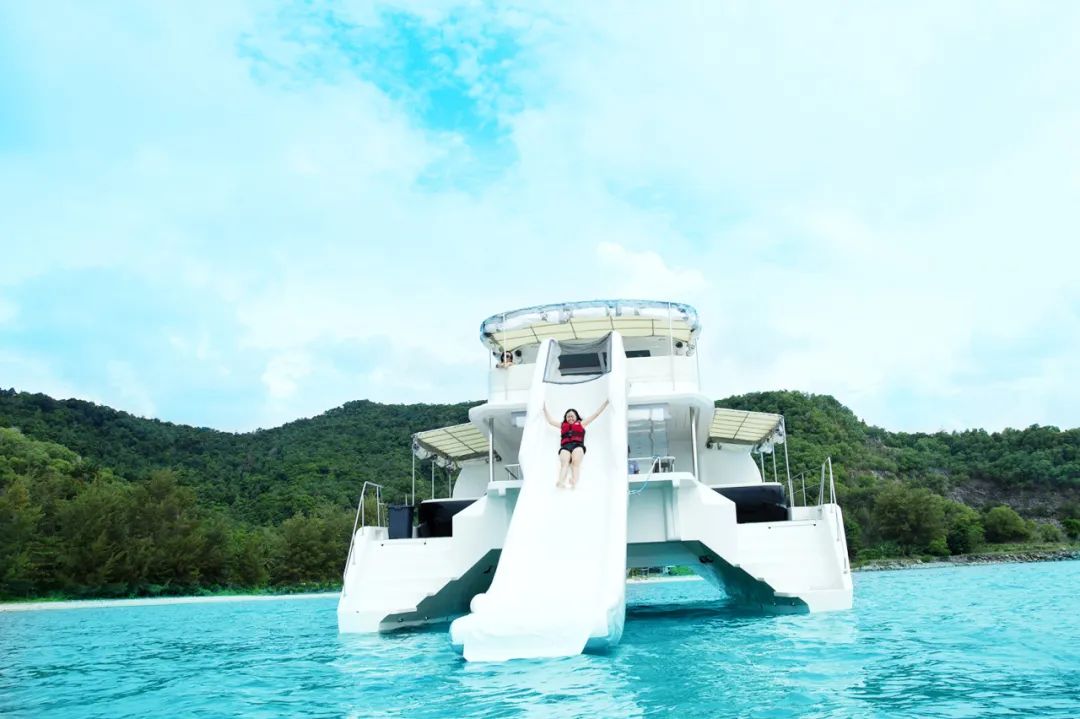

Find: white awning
[709,408,784,446]
[413,423,489,464]
[482,300,700,353]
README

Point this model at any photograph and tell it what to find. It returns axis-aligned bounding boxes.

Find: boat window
[559,351,607,375]
[543,335,613,383]
[628,405,669,460]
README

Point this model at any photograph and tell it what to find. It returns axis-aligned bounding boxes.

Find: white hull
[337,474,852,634]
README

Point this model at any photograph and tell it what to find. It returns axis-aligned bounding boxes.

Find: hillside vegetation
[1,388,1077,600]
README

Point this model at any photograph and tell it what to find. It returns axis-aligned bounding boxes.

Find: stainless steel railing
[629,455,676,474]
[500,455,677,483]
[815,457,848,573]
[817,456,836,506]
[343,481,386,578]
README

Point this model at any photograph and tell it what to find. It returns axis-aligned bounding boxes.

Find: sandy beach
[1,577,707,612]
[0,591,339,613]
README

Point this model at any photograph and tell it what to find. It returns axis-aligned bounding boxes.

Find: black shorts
[559,442,586,455]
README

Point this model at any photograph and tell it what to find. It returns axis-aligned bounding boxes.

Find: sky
[1,1,1078,434]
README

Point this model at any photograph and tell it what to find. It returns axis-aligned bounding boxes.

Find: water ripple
[2,561,1079,718]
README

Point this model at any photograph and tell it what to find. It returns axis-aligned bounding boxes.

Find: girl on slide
[543,400,610,489]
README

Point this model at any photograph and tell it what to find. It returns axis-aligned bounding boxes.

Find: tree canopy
[1,387,1077,599]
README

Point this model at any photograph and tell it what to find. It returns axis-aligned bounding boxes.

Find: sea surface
[2,561,1079,718]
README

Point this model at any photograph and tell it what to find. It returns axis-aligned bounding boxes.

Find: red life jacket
[561,421,585,446]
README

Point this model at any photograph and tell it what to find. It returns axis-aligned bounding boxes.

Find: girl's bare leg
[569,447,585,488]
[557,450,571,487]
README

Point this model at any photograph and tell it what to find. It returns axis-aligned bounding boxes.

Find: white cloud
[595,242,708,299]
[0,350,87,401]
[105,361,157,418]
[261,352,313,400]
[2,1,1078,432]
[0,298,17,325]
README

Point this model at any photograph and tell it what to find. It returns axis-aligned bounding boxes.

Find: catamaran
[337,300,852,661]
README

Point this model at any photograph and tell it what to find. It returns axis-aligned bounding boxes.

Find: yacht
[337,300,852,661]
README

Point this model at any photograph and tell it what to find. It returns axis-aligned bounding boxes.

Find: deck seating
[711,483,789,523]
[416,499,478,538]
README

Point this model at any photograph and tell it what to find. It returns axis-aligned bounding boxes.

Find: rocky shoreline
[856,548,1080,572]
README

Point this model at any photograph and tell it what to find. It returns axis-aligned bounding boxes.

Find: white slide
[449,334,629,662]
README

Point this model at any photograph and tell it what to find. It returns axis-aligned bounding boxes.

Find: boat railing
[499,456,676,482]
[815,456,848,573]
[344,481,386,577]
[817,456,836,506]
[629,455,676,474]
[628,455,669,495]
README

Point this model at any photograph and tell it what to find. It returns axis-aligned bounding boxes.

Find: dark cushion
[712,483,789,523]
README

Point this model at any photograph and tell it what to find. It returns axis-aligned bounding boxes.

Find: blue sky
[1,1,1078,433]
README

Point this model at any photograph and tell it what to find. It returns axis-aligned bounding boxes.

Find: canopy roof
[481,300,700,353]
[709,408,784,446]
[412,422,489,465]
[412,408,783,467]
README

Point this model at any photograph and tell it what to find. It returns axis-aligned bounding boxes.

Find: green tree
[1035,523,1064,543]
[272,506,353,585]
[0,477,42,596]
[872,483,947,552]
[228,527,273,587]
[56,477,136,595]
[943,501,984,555]
[983,506,1030,543]
[1063,518,1080,540]
[843,514,863,558]
[927,537,950,557]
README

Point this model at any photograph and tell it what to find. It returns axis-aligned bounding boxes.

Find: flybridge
[480,299,700,354]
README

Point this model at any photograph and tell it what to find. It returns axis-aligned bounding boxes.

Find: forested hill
[716,391,1080,494]
[1,387,1077,600]
[0,389,477,523]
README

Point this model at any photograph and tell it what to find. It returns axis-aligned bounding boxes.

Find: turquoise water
[2,561,1079,718]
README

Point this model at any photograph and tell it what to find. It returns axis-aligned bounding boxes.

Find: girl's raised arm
[543,403,561,428]
[582,399,610,427]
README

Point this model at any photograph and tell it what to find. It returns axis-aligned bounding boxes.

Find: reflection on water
[2,562,1079,718]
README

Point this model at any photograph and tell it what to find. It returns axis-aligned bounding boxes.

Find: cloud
[595,242,708,299]
[106,360,157,418]
[0,1,1078,433]
[0,350,87,403]
[261,352,313,400]
[0,297,17,325]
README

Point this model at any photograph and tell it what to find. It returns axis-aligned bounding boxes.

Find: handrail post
[827,456,836,505]
[344,480,388,580]
[667,302,675,391]
[690,406,699,479]
[488,418,495,486]
[782,418,794,507]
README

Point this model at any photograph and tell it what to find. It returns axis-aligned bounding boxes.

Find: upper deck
[410,299,789,500]
[482,300,702,403]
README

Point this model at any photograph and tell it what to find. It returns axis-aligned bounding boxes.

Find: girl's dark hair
[564,409,581,423]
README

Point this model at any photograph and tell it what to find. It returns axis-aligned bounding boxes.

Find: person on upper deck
[543,401,609,489]
[496,350,514,368]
